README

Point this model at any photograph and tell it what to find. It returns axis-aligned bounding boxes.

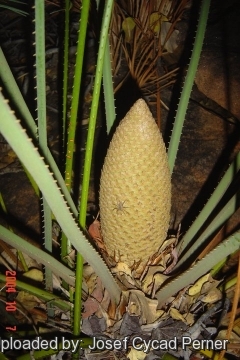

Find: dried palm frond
[110,0,189,127]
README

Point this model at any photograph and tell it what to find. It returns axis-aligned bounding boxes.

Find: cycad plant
[0,0,240,359]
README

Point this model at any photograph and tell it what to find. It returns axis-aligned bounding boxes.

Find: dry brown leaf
[217,330,240,356]
[106,298,117,320]
[163,247,179,274]
[127,302,139,316]
[160,253,171,269]
[233,325,240,336]
[28,307,47,324]
[233,322,240,336]
[218,253,240,360]
[127,347,146,360]
[152,273,168,298]
[88,218,101,239]
[202,288,222,303]
[126,291,142,317]
[91,277,104,302]
[126,290,164,324]
[83,264,95,281]
[86,272,98,295]
[200,275,221,294]
[220,309,240,327]
[188,273,210,296]
[158,237,177,253]
[82,297,100,319]
[100,288,111,311]
[171,291,192,312]
[17,291,44,309]
[102,291,127,324]
[82,277,104,319]
[142,266,167,295]
[23,269,43,282]
[161,22,179,53]
[0,243,25,271]
[95,302,115,329]
[184,312,195,326]
[112,261,132,276]
[169,307,187,323]
[112,262,137,289]
[88,217,107,252]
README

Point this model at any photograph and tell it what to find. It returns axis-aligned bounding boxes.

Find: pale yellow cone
[99,99,171,267]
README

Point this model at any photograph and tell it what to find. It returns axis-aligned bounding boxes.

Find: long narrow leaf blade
[0,91,121,303]
[0,225,75,287]
[177,152,240,258]
[167,0,210,173]
[156,231,240,305]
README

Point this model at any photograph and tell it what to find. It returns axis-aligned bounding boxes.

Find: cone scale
[100,99,171,267]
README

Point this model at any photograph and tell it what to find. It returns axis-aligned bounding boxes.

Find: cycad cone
[100,99,171,267]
